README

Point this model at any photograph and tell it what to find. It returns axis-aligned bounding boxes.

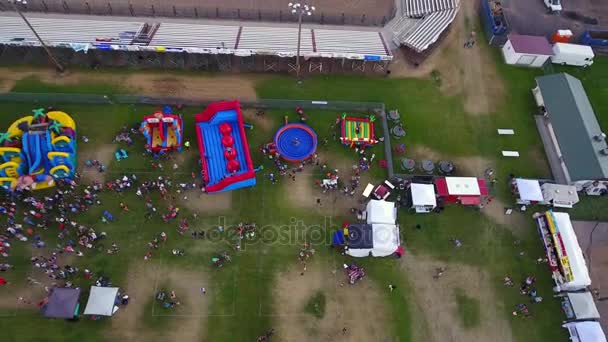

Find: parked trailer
[551,43,594,67]
[480,0,509,46]
[581,30,608,47]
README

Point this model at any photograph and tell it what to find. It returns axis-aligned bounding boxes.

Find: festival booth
[535,211,591,292]
[562,321,607,342]
[365,199,397,225]
[410,183,437,213]
[434,177,488,207]
[512,179,580,208]
[42,287,81,319]
[559,291,601,322]
[83,286,120,317]
[541,183,579,208]
[345,223,401,258]
[512,178,544,205]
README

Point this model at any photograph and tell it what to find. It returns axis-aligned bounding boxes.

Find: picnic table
[401,158,416,172]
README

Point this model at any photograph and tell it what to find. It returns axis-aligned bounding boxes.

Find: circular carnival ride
[273,123,318,163]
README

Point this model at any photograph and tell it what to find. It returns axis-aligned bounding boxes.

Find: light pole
[8,0,65,72]
[288,2,314,80]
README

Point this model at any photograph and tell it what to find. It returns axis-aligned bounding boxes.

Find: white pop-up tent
[366,200,397,225]
[514,178,544,204]
[561,291,601,321]
[346,223,400,258]
[562,321,607,342]
[410,183,437,213]
[83,286,120,316]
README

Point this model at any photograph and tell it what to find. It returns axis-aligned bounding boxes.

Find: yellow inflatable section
[52,136,71,145]
[0,147,23,163]
[48,151,70,159]
[6,116,33,138]
[0,162,20,178]
[46,111,76,130]
[49,165,70,175]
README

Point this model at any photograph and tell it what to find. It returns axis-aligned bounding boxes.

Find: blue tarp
[332,230,345,246]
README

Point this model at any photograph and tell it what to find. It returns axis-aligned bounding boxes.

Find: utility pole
[288,2,315,80]
[9,0,65,72]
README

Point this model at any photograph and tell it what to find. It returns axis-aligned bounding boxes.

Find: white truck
[544,0,562,13]
[551,43,594,67]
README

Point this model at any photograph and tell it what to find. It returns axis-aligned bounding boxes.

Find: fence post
[382,16,387,25]
[361,14,366,24]
[129,4,134,16]
[237,8,240,19]
[194,7,198,17]
[151,5,155,16]
[173,5,177,16]
[258,10,261,21]
[341,13,345,24]
[279,10,282,22]
[41,0,48,12]
[320,14,324,24]
[216,7,219,18]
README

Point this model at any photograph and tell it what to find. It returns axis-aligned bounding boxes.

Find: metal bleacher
[0,16,143,45]
[390,0,460,52]
[237,26,314,56]
[149,23,239,50]
[401,8,458,52]
[313,29,389,56]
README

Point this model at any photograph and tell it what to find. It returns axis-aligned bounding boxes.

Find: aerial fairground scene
[1,0,608,341]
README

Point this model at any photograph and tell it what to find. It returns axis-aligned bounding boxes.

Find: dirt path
[108,261,208,342]
[389,0,504,115]
[0,68,259,101]
[401,252,513,342]
[273,259,394,342]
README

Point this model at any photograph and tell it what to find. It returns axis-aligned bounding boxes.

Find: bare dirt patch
[453,156,494,178]
[78,143,116,183]
[108,261,208,342]
[241,108,274,132]
[0,68,259,101]
[124,74,258,101]
[273,259,393,342]
[179,190,233,214]
[401,252,513,342]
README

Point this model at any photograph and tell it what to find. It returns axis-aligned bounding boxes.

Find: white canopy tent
[366,200,397,225]
[553,212,592,291]
[83,286,119,316]
[565,291,601,320]
[410,183,437,213]
[515,178,544,204]
[562,321,607,342]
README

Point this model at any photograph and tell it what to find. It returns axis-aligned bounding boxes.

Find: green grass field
[0,51,606,341]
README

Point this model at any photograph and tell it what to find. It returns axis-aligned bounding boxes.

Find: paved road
[503,0,608,37]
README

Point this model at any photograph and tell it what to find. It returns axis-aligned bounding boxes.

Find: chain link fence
[0,0,394,27]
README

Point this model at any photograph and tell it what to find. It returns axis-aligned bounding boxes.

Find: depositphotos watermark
[191,216,397,247]
[193,216,336,246]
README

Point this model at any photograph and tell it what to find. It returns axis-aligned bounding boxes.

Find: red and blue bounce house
[195,100,256,193]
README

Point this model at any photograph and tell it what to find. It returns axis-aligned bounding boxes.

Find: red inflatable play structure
[194,100,256,193]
